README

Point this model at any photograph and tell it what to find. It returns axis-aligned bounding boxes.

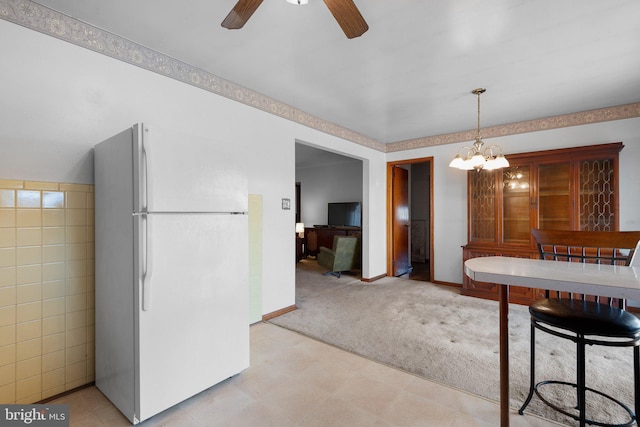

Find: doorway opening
[295,142,364,273]
[386,158,434,282]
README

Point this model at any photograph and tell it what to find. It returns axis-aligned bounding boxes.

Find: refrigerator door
[134,124,248,214]
[135,212,249,422]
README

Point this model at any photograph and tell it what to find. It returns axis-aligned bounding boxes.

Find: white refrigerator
[94,123,249,424]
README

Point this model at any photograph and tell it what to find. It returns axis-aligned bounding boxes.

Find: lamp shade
[449,155,464,168]
[295,222,305,234]
[493,154,510,168]
[469,153,486,169]
[483,158,500,170]
[459,158,476,170]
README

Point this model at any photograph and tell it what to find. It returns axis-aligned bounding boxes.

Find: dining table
[464,256,640,427]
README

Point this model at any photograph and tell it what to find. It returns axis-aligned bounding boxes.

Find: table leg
[499,284,510,427]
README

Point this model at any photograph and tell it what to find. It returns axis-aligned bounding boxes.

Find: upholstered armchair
[317,235,360,277]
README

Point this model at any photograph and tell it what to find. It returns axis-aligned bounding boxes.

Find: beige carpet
[269,259,636,426]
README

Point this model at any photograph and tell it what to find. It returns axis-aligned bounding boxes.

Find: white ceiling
[32,0,640,145]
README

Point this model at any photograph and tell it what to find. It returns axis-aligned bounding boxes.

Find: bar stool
[518,230,640,427]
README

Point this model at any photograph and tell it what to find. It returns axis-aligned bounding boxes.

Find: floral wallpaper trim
[0,0,385,152]
[1,0,638,154]
[386,103,640,152]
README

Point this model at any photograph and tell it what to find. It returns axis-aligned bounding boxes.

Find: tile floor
[49,322,561,426]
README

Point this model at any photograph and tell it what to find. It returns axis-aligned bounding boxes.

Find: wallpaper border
[2,0,639,154]
[386,103,640,152]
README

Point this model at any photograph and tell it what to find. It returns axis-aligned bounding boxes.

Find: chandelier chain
[472,87,486,140]
[477,90,481,138]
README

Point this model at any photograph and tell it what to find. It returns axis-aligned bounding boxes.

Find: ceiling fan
[221,0,369,39]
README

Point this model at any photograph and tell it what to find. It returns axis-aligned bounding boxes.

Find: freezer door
[135,124,247,213]
[136,213,249,422]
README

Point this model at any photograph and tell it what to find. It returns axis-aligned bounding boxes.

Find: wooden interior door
[392,166,410,276]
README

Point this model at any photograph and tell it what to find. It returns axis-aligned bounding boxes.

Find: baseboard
[262,305,297,321]
[433,280,462,288]
[361,273,387,282]
[38,382,95,404]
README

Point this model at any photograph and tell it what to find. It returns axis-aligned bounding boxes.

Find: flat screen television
[328,202,361,227]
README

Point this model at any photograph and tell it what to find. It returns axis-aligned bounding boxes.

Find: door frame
[386,157,434,281]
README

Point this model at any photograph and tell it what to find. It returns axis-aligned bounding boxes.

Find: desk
[464,256,640,427]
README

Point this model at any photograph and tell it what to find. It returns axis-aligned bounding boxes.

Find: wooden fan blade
[323,0,368,39]
[221,0,264,29]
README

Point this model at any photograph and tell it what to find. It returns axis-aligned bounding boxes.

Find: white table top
[464,256,640,300]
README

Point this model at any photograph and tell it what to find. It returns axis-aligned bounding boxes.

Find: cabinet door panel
[538,162,571,230]
[502,166,531,244]
[468,170,496,243]
[579,158,615,231]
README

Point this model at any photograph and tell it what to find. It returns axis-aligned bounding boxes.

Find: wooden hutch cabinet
[462,142,623,304]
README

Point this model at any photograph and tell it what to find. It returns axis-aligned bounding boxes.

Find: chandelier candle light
[449,88,509,171]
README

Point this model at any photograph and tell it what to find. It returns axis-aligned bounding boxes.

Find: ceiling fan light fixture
[222,0,367,38]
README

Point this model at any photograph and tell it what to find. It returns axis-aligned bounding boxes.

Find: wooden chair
[518,229,640,427]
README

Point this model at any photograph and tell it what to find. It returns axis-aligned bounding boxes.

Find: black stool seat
[530,299,640,337]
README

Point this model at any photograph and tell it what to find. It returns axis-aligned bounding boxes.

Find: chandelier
[449,88,509,171]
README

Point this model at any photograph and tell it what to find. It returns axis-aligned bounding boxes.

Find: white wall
[296,160,363,227]
[0,20,388,313]
[387,117,640,284]
[3,18,637,299]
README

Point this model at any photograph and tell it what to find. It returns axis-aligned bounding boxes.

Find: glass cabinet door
[467,144,619,248]
[469,170,496,243]
[502,166,531,244]
[538,162,571,230]
[579,158,615,231]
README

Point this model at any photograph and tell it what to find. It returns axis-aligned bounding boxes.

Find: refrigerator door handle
[140,125,153,213]
[141,213,153,311]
